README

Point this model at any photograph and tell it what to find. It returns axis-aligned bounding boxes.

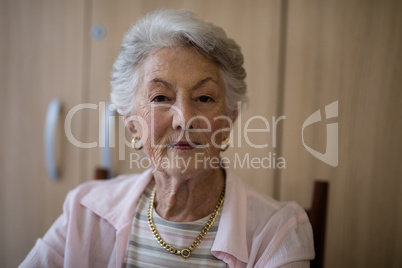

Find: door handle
[99,101,115,178]
[44,99,61,180]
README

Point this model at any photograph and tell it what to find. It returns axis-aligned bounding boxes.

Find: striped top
[124,182,227,268]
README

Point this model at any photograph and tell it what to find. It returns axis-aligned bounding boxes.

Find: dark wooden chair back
[305,181,329,268]
[94,167,110,180]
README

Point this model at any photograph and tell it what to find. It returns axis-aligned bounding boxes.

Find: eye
[198,96,214,103]
[152,95,169,102]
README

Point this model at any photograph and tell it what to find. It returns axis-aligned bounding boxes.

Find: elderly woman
[21,9,314,268]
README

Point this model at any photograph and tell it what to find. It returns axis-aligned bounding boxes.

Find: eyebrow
[192,77,216,90]
[149,78,173,89]
[148,77,217,90]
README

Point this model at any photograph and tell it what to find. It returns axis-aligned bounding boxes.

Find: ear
[124,115,139,137]
[230,109,239,123]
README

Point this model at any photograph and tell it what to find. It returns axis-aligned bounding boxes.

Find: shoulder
[62,170,153,220]
[226,169,308,227]
[225,170,314,265]
[246,187,314,265]
[244,184,309,229]
[65,172,146,203]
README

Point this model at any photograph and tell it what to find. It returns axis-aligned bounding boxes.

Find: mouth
[171,141,202,150]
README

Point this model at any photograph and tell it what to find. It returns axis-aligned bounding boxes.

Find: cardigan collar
[80,169,153,230]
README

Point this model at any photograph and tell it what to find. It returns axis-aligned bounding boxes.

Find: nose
[171,97,195,130]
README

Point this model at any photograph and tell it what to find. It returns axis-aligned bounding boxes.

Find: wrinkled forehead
[138,47,223,87]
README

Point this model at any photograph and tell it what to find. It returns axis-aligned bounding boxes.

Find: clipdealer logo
[61,100,338,169]
[302,101,338,167]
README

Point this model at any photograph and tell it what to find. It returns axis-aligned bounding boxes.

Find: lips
[171,141,201,150]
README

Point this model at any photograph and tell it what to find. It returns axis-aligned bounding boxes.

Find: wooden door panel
[0,1,88,266]
[280,0,402,267]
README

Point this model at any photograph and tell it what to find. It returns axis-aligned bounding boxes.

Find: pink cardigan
[20,169,314,267]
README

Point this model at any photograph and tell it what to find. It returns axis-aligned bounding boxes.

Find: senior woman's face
[129,47,232,177]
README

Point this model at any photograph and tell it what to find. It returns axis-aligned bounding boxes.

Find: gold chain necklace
[147,181,225,259]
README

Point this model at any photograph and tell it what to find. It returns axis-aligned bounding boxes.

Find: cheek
[141,111,171,144]
[201,115,230,145]
[140,112,171,162]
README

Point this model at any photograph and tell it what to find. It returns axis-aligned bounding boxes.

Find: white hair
[111,9,247,115]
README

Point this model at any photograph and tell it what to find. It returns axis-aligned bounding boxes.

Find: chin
[151,150,221,178]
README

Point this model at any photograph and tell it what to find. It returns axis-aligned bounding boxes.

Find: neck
[152,168,225,222]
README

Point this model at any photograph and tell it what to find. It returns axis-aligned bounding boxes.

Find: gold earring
[221,138,229,152]
[131,137,143,150]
